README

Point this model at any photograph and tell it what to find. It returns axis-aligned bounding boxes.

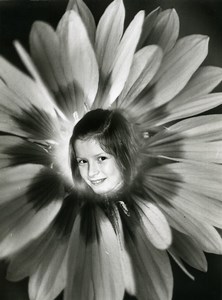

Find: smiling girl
[69,109,140,197]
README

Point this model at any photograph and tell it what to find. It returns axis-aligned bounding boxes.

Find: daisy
[0,0,222,300]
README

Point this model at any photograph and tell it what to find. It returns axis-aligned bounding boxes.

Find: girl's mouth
[90,178,106,185]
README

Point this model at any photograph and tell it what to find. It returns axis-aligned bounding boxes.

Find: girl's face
[75,138,123,195]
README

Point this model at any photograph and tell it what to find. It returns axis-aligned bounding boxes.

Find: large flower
[0,0,222,300]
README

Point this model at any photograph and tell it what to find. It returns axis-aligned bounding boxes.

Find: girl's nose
[88,161,99,178]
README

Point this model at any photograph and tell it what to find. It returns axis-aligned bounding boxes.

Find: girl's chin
[90,186,110,195]
[90,181,124,196]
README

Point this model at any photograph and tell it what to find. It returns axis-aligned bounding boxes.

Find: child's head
[69,109,139,195]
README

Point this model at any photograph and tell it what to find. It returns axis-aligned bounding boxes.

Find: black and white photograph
[0,0,222,299]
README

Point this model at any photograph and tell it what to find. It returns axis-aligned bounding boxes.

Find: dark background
[0,0,222,299]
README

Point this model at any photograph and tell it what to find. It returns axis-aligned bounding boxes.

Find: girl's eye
[77,159,87,165]
[98,156,107,162]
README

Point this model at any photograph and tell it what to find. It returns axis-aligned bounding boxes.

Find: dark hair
[69,109,139,193]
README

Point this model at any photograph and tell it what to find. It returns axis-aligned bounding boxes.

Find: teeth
[91,179,105,185]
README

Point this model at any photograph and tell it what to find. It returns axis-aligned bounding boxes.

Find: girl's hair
[69,109,139,193]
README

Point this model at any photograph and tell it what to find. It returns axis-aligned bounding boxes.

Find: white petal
[118,45,162,107]
[170,230,207,272]
[7,228,53,281]
[14,41,63,120]
[128,227,173,300]
[170,66,222,105]
[147,162,222,197]
[141,67,222,127]
[30,22,76,118]
[147,176,222,228]
[0,56,55,117]
[159,204,222,254]
[137,200,172,249]
[147,115,222,146]
[0,164,43,204]
[117,213,136,295]
[0,200,62,258]
[168,251,195,280]
[148,35,209,108]
[145,9,179,53]
[95,0,125,77]
[66,0,96,43]
[58,11,99,109]
[103,10,145,107]
[137,7,161,49]
[155,93,222,126]
[29,242,67,300]
[0,135,51,169]
[30,21,64,90]
[65,209,125,300]
[147,140,222,164]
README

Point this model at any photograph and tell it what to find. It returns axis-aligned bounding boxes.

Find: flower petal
[0,198,62,258]
[144,9,179,53]
[30,21,64,91]
[0,56,55,116]
[14,41,65,120]
[137,7,161,49]
[169,251,195,280]
[30,22,77,118]
[128,227,173,300]
[28,242,67,300]
[0,164,43,204]
[136,200,172,249]
[144,161,222,254]
[7,224,68,300]
[0,87,24,136]
[146,116,222,163]
[120,246,136,295]
[7,192,78,283]
[146,35,209,109]
[65,208,125,300]
[165,206,222,254]
[7,228,53,281]
[146,115,222,146]
[147,176,222,228]
[95,0,125,78]
[99,10,144,107]
[0,135,51,169]
[0,165,64,258]
[57,11,99,110]
[140,66,222,126]
[146,162,222,202]
[0,67,59,139]
[169,66,222,104]
[151,93,222,126]
[66,0,96,43]
[118,45,162,108]
[14,41,46,86]
[147,140,222,164]
[170,230,207,272]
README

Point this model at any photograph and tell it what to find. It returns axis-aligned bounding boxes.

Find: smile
[90,178,106,185]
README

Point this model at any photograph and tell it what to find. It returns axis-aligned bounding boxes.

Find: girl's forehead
[75,138,106,157]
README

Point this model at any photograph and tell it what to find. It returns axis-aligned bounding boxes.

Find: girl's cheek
[82,168,89,180]
[78,167,85,178]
